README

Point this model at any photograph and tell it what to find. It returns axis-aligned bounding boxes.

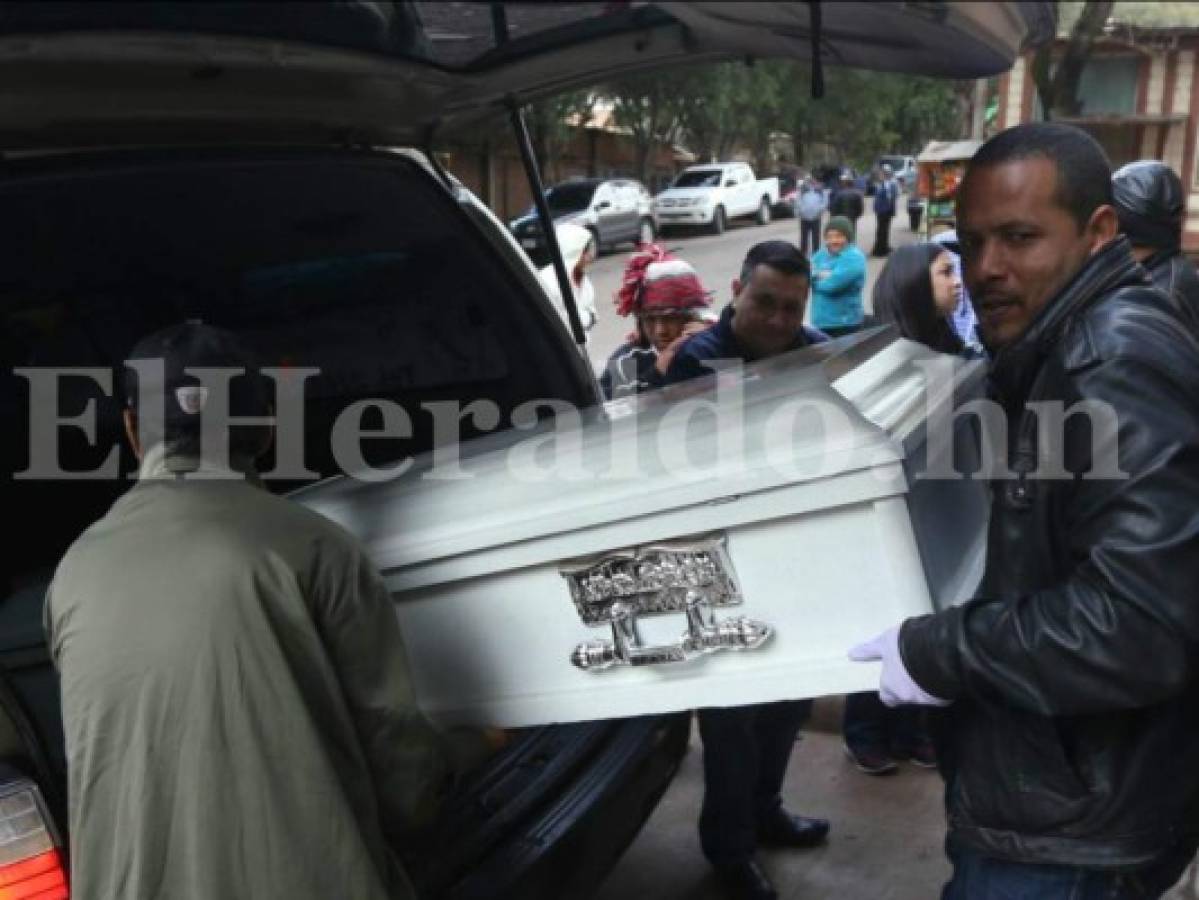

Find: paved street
[584,208,918,372]
[593,699,1199,900]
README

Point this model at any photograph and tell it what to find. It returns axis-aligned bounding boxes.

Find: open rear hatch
[0,1,1054,149]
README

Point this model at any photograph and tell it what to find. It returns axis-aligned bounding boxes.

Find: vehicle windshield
[878,156,908,170]
[672,169,723,189]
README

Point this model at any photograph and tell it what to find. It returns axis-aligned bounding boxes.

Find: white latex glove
[849,625,952,708]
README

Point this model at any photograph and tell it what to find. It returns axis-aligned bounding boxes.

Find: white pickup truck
[654,162,780,235]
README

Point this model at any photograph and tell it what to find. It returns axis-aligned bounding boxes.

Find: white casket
[294,328,990,727]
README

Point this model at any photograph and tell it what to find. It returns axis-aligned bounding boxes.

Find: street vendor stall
[915,139,983,240]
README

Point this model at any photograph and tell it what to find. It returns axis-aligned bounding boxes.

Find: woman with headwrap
[537,221,599,340]
[598,244,713,400]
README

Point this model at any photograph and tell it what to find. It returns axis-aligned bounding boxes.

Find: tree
[524,90,594,182]
[1031,0,1115,120]
[604,69,696,182]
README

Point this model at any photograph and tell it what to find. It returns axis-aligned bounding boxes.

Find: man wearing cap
[44,321,480,900]
[662,241,830,900]
[1112,160,1199,338]
[828,171,864,232]
[871,163,899,257]
[600,245,714,399]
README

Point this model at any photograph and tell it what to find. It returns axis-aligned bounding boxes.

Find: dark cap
[1112,160,1184,253]
[124,320,269,428]
[741,240,811,282]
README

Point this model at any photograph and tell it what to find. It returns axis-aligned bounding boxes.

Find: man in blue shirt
[662,241,830,900]
[871,163,899,257]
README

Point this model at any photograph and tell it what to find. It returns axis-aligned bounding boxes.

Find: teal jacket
[810,244,867,328]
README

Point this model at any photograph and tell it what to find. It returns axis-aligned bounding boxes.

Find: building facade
[996,26,1199,252]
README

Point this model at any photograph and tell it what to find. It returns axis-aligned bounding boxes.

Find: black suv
[0,2,1051,897]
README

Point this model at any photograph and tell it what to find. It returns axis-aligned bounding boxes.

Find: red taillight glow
[0,780,67,900]
[0,849,67,899]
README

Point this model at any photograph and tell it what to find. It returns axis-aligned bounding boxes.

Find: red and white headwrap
[614,243,712,318]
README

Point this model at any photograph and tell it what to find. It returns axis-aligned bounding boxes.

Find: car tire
[709,206,726,236]
[637,218,655,247]
[755,197,771,226]
[586,225,602,256]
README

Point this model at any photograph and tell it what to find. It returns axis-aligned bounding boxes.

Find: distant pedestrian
[828,172,864,232]
[810,216,867,338]
[794,176,826,257]
[599,244,713,400]
[1112,160,1199,338]
[871,164,899,257]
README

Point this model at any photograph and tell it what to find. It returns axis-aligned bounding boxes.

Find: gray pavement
[584,210,914,372]
[592,698,949,900]
[593,699,1199,899]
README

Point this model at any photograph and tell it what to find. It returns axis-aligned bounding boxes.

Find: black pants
[799,218,821,256]
[842,691,925,753]
[872,212,893,256]
[698,699,812,866]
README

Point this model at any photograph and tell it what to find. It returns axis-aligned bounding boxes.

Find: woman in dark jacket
[842,242,971,775]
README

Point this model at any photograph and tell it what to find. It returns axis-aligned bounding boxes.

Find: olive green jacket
[45,446,450,899]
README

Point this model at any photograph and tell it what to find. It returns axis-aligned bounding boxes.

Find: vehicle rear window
[2,148,590,582]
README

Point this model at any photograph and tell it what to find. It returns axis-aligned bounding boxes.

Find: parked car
[0,2,1053,898]
[508,178,656,266]
[654,162,779,234]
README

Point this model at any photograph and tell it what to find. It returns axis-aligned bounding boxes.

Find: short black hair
[124,320,271,459]
[965,122,1114,229]
[740,240,811,286]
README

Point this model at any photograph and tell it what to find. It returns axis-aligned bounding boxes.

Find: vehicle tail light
[0,777,67,900]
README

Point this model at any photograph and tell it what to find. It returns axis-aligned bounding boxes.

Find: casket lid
[295,328,983,574]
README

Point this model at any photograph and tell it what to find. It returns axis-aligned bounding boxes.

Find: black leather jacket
[900,238,1199,869]
[1144,249,1199,341]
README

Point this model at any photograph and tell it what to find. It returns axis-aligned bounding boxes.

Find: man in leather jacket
[1112,160,1199,339]
[851,123,1199,897]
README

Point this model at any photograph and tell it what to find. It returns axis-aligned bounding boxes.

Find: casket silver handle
[570,591,772,671]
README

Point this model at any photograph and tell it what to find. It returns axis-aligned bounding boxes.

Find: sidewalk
[594,695,1199,900]
[593,697,949,900]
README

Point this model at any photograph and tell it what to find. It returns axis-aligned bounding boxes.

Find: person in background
[873,242,977,356]
[841,241,976,775]
[930,229,983,352]
[795,176,827,257]
[850,122,1199,899]
[599,244,713,400]
[538,221,598,340]
[1111,160,1199,338]
[810,216,867,338]
[829,171,864,233]
[661,241,830,900]
[871,163,899,257]
[46,322,497,900]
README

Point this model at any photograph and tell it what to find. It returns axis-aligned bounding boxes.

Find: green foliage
[1058,0,1199,32]
[778,64,960,168]
[555,59,959,180]
[525,89,594,182]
